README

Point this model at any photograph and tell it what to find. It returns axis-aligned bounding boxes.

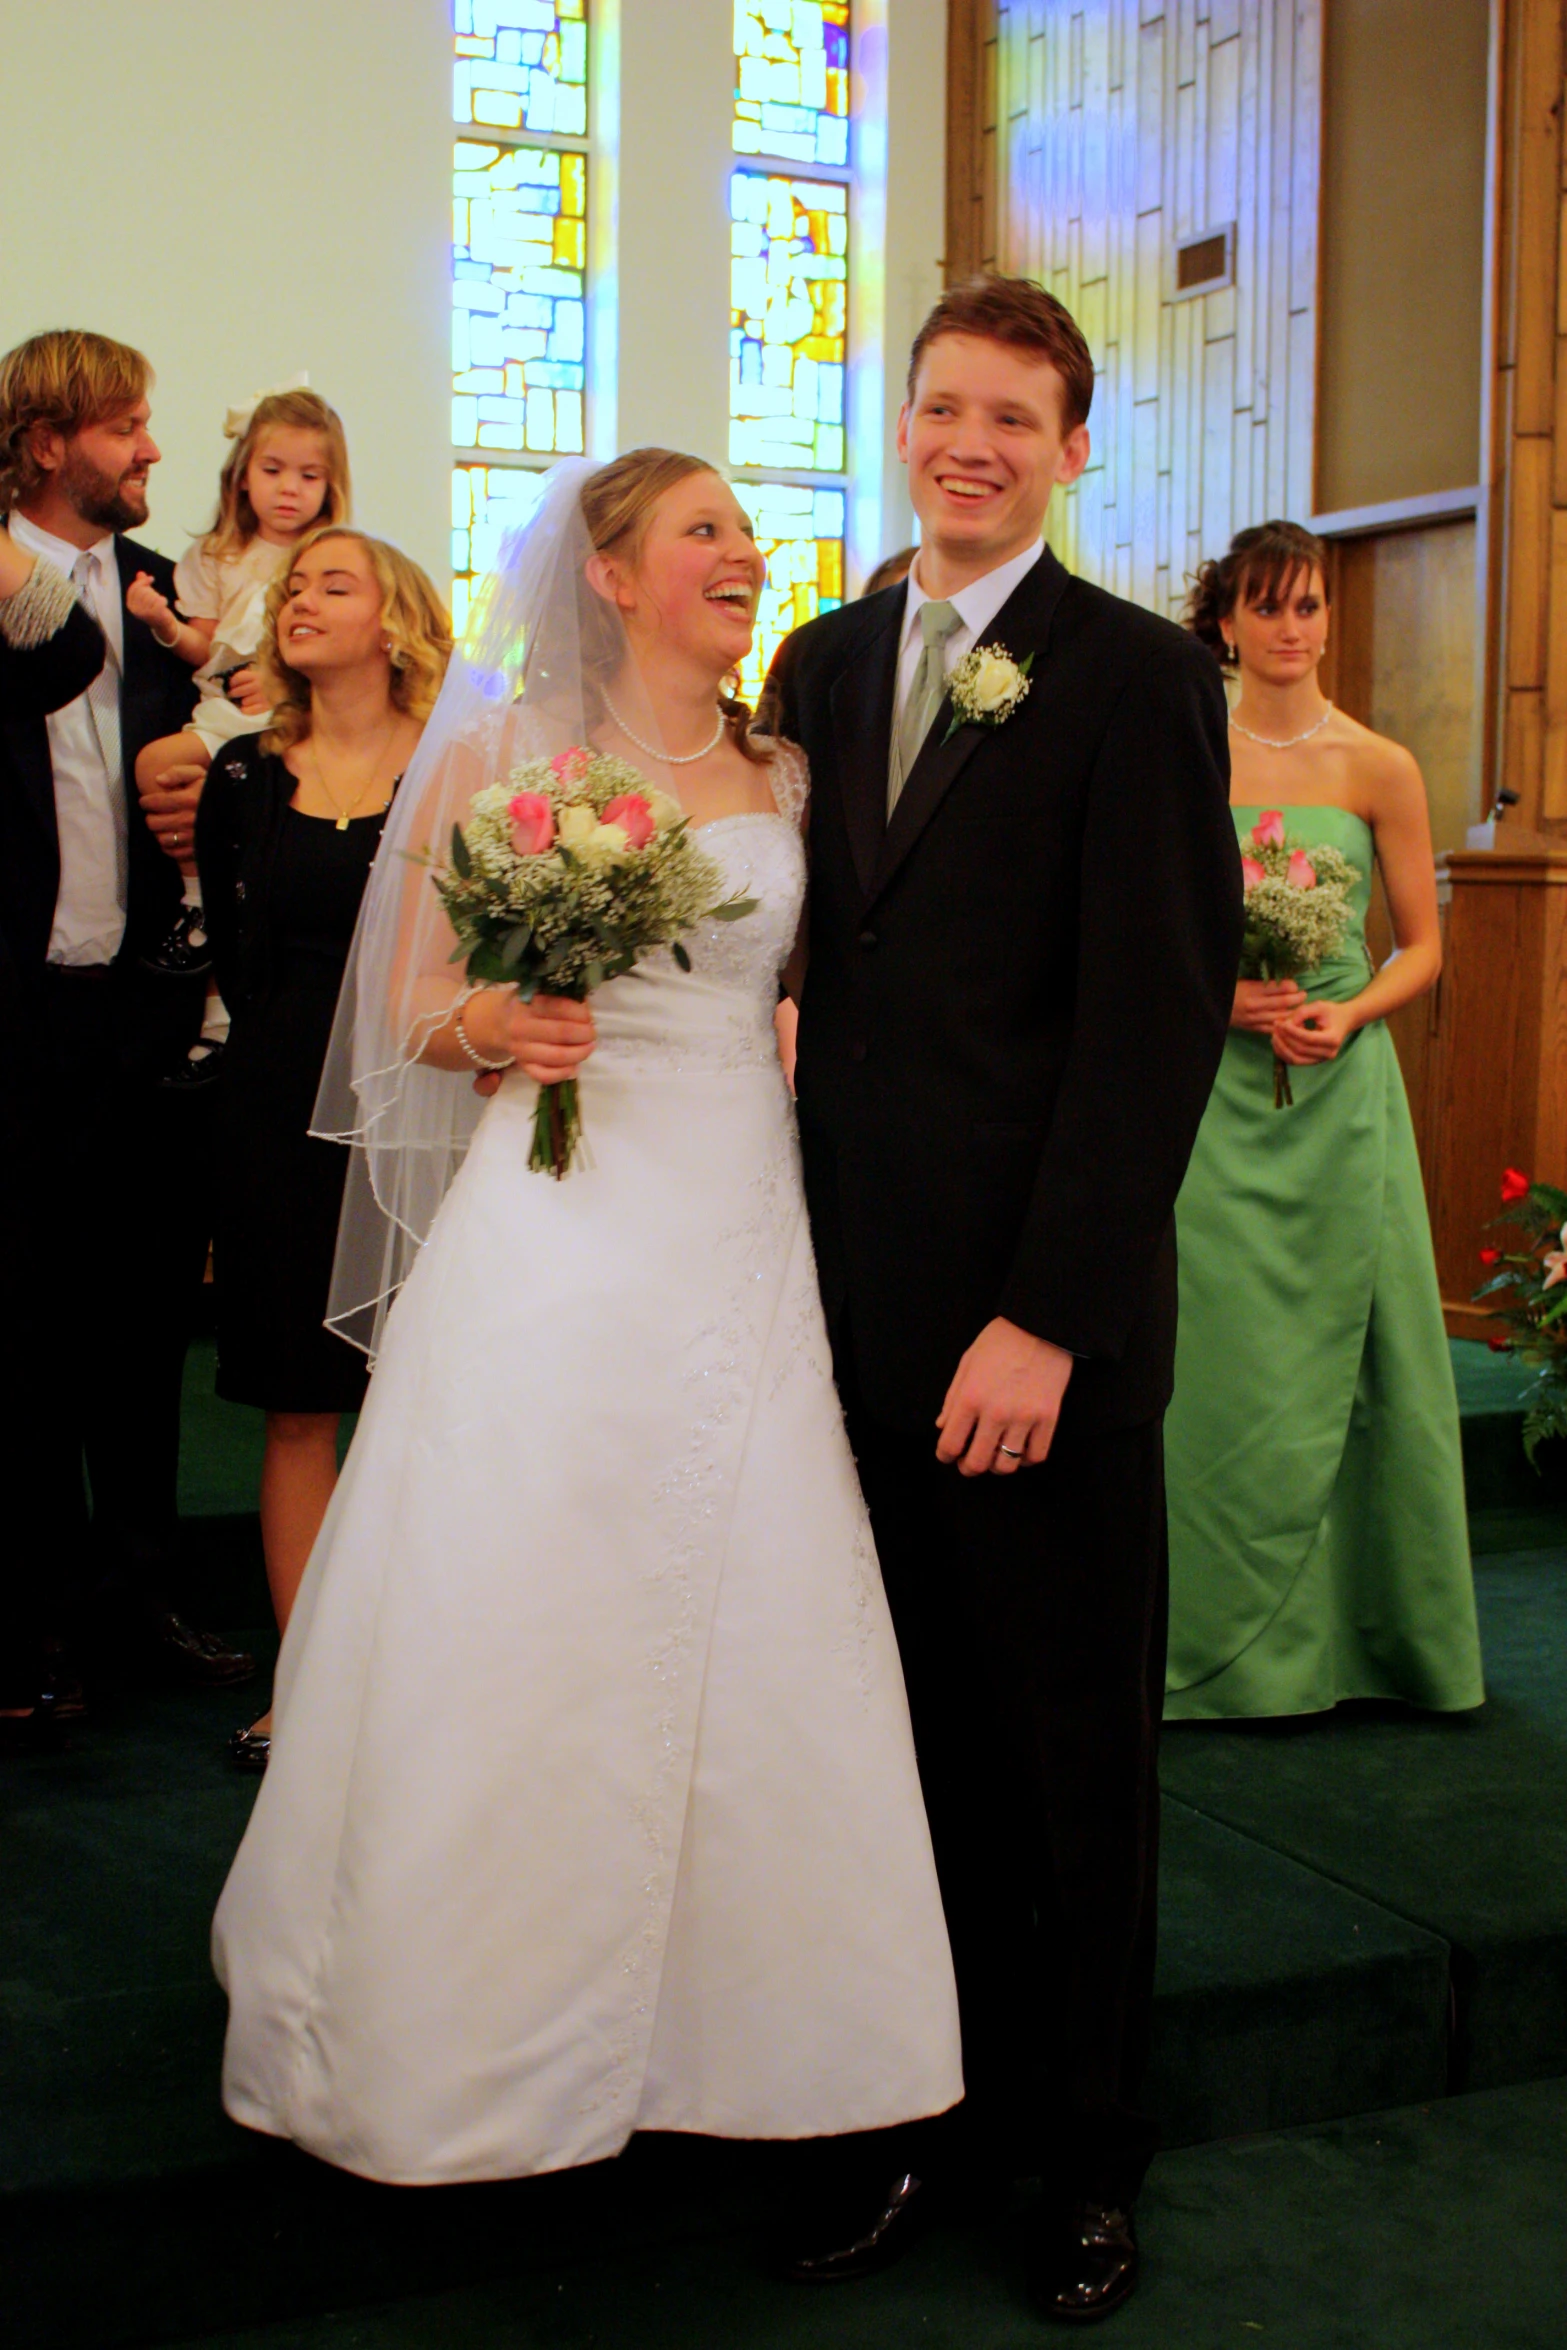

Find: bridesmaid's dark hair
[1185,520,1328,666]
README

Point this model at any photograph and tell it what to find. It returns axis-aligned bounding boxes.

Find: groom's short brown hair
[907,275,1095,431]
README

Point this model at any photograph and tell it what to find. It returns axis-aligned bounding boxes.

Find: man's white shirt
[9,511,129,966]
[893,536,1045,737]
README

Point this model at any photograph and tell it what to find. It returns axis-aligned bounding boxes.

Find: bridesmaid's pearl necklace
[602,688,724,765]
[1229,702,1335,750]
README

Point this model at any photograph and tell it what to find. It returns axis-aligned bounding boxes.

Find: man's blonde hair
[0,330,151,510]
[259,526,452,753]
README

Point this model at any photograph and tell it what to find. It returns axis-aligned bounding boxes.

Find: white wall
[2,0,948,595]
[2,0,452,586]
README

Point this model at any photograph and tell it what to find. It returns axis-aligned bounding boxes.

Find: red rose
[1253,810,1286,849]
[507,791,555,856]
[1285,849,1317,890]
[1501,1167,1531,1204]
[1479,1247,1500,1265]
[1488,1334,1511,1352]
[1240,854,1266,890]
[601,791,655,849]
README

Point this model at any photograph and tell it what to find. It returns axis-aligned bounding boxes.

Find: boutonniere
[943,642,1034,740]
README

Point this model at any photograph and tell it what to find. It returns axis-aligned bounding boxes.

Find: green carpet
[163,2079,1567,2350]
[1162,1546,1567,2092]
[3,1343,1562,2347]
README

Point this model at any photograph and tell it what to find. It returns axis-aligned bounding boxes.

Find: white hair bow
[223,372,312,440]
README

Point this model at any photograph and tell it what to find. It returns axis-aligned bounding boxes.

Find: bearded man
[0,329,253,1737]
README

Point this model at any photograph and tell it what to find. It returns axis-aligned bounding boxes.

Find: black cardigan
[194,733,304,1017]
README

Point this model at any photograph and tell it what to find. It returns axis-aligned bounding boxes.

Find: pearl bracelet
[452,990,512,1073]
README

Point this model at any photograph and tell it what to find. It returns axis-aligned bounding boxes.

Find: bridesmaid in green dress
[1165,521,1484,1719]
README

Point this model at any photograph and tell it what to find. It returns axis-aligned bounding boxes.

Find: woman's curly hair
[259,526,452,754]
[1185,519,1328,665]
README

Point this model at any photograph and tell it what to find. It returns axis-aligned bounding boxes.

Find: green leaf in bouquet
[585,958,605,992]
[709,896,760,923]
[671,940,692,972]
[450,823,473,880]
[501,923,533,971]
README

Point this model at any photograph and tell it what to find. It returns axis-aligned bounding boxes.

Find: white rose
[646,788,685,833]
[578,820,631,865]
[969,650,1019,711]
[556,803,598,850]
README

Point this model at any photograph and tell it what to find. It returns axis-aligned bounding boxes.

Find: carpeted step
[153,2077,1567,2349]
[1161,1545,1567,2094]
[1151,1801,1448,2144]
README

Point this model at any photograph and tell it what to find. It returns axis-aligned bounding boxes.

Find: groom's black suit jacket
[772,545,1242,1436]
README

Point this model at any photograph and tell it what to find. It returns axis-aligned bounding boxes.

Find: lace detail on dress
[763,738,810,831]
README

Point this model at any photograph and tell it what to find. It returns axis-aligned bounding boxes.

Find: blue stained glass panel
[454,1,588,138]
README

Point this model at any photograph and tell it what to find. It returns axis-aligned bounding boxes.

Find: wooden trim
[1308,486,1484,540]
[944,0,988,286]
[1443,1298,1505,1340]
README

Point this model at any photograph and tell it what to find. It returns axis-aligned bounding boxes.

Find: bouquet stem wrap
[535,1073,581,1179]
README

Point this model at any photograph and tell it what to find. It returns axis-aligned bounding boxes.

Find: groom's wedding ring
[997,1442,1024,1459]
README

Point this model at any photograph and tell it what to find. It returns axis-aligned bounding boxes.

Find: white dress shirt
[8,510,129,966]
[894,536,1047,732]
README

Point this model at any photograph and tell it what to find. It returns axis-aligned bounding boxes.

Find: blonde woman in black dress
[196,526,450,1767]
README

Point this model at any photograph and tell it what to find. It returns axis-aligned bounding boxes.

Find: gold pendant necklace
[308,717,399,829]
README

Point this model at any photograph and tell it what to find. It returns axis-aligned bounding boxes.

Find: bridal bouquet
[1239,810,1361,1107]
[426,745,755,1176]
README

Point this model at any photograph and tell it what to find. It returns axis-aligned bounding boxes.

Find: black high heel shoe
[228,1724,271,1773]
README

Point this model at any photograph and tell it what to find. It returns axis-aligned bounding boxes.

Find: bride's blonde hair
[579,449,768,765]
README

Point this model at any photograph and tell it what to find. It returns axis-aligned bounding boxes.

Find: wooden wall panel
[983,0,1323,613]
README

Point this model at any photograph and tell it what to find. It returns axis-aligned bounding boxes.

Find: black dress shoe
[150,1613,256,1688]
[140,903,213,979]
[1029,2201,1139,2324]
[158,1037,227,1090]
[228,1724,271,1772]
[781,2170,924,2284]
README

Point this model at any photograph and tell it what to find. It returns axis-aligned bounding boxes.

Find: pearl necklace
[601,688,724,766]
[1229,702,1335,750]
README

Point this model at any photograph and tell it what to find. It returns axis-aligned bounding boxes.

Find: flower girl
[129,384,351,1019]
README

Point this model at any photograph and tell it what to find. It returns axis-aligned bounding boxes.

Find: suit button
[849,1040,867,1063]
[857,928,878,950]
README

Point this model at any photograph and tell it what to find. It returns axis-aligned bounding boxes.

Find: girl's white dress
[173,537,287,756]
[212,761,963,2186]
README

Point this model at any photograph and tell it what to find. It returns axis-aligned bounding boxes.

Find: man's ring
[997,1442,1024,1459]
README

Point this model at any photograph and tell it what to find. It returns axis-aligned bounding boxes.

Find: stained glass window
[451,464,552,636]
[733,481,845,703]
[733,2,849,167]
[451,3,589,633]
[454,2,588,137]
[730,170,847,473]
[452,141,586,458]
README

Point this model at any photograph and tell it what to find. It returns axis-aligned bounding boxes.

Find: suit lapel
[868,546,1074,907]
[828,588,905,899]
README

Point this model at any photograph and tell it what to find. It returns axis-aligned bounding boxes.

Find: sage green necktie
[888,598,962,815]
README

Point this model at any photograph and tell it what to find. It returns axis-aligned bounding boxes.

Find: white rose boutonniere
[943,641,1034,740]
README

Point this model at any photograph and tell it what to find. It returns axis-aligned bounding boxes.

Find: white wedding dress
[213,759,963,2186]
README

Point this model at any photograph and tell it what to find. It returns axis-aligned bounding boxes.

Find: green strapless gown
[1164,805,1484,1719]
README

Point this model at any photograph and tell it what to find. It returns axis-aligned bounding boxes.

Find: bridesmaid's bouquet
[426,745,755,1176]
[1238,810,1361,1107]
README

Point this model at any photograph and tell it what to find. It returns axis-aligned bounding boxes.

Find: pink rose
[1252,810,1286,849]
[600,791,655,849]
[549,746,590,781]
[1240,854,1266,890]
[1285,850,1317,890]
[507,791,555,856]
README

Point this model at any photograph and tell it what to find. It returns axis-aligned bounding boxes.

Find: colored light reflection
[452,140,587,459]
[450,463,550,637]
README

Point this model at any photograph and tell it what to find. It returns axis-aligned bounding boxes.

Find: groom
[771,276,1241,2321]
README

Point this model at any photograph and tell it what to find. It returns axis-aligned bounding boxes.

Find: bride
[211,450,962,2191]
